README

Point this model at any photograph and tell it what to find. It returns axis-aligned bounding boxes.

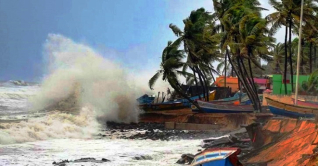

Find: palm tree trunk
[301,42,304,74]
[196,67,207,101]
[289,18,294,92]
[209,64,216,83]
[191,68,200,99]
[315,47,317,70]
[224,53,227,88]
[240,57,260,111]
[284,24,288,94]
[310,42,313,73]
[248,52,262,111]
[234,36,258,111]
[237,57,258,111]
[201,70,210,101]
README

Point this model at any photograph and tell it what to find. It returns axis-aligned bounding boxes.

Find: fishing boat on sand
[138,91,216,111]
[191,148,242,166]
[266,8,318,119]
[266,97,318,118]
[191,100,254,113]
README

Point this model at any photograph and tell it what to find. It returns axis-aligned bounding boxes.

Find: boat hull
[268,106,315,118]
[191,148,241,166]
[192,100,254,113]
[266,97,317,118]
[139,102,185,111]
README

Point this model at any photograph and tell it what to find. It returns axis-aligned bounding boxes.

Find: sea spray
[31,34,140,123]
[0,34,146,144]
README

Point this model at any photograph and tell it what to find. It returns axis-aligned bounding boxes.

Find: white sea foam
[0,138,201,166]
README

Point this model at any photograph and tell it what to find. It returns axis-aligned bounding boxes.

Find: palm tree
[267,0,318,93]
[212,0,234,88]
[303,20,318,73]
[270,43,285,74]
[148,41,200,109]
[219,0,267,111]
[301,69,318,95]
[169,8,220,101]
[267,0,289,94]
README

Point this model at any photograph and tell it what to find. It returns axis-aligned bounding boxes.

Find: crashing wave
[0,34,142,144]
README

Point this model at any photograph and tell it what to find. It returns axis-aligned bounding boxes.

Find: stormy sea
[0,34,212,166]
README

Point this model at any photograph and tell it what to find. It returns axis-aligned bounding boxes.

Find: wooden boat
[138,91,216,111]
[191,100,254,113]
[191,148,242,166]
[291,98,318,108]
[266,97,318,118]
[139,102,185,111]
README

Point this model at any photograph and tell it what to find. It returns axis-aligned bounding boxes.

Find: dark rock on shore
[52,157,110,166]
[133,155,152,160]
[176,154,194,164]
[100,122,226,141]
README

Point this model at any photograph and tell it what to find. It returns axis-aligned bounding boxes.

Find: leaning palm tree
[212,0,233,87]
[238,12,274,109]
[219,0,269,111]
[169,8,220,101]
[148,41,200,110]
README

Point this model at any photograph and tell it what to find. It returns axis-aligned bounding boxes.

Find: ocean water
[0,82,203,166]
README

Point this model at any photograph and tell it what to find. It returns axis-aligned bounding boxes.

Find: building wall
[272,74,309,95]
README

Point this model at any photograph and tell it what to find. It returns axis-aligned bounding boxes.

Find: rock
[102,158,110,162]
[53,157,110,165]
[176,154,194,164]
[134,155,152,160]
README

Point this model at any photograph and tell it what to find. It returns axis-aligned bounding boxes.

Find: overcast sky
[0,0,285,81]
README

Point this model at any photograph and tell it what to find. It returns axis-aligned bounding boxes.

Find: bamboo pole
[295,0,304,105]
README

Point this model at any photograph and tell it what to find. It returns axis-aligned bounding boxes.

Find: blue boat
[191,100,254,113]
[191,148,242,166]
[137,94,155,104]
[216,92,245,102]
[265,97,318,119]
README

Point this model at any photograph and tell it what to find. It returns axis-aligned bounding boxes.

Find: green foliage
[301,69,318,95]
[150,0,318,111]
